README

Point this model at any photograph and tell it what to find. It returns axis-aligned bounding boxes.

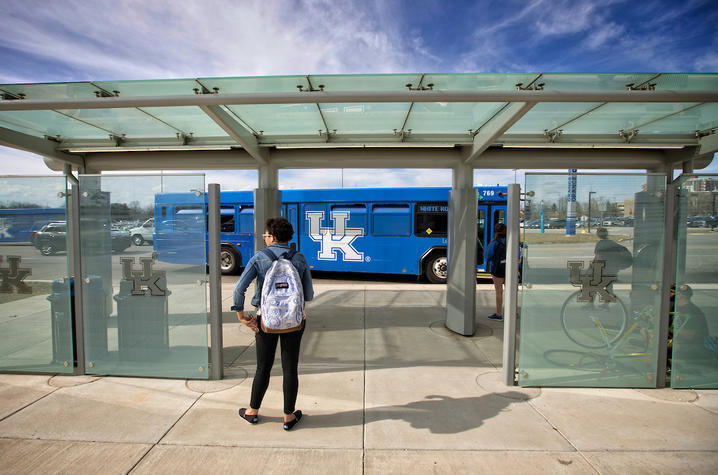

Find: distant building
[624,198,635,217]
[685,178,718,192]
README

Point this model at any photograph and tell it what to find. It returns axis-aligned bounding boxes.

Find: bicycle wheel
[561,290,628,349]
[544,349,615,372]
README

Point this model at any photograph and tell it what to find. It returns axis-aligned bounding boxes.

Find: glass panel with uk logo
[78,174,208,379]
[518,173,666,387]
[0,176,73,373]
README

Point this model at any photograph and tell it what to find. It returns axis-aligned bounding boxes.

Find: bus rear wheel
[425,254,447,284]
[220,246,240,275]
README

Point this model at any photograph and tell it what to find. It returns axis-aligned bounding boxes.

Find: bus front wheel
[425,254,447,284]
[220,246,240,275]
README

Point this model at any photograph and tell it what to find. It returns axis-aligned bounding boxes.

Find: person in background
[485,222,506,321]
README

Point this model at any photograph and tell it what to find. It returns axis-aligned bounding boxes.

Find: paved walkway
[0,280,717,474]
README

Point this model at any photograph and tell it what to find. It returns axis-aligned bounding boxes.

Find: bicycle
[546,295,655,374]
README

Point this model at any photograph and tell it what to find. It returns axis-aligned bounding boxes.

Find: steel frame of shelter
[1,74,717,386]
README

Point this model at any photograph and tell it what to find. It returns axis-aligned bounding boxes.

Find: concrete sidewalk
[1,280,717,474]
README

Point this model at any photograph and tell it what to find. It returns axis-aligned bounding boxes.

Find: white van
[129,218,154,246]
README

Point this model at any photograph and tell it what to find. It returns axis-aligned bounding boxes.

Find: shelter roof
[1,73,717,170]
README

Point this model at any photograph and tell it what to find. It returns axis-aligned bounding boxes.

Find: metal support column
[445,164,477,336]
[655,180,678,387]
[254,164,281,252]
[69,184,86,375]
[208,184,223,380]
[502,184,520,385]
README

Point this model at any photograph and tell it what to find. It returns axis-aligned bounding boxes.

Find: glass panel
[199,75,306,94]
[227,104,323,135]
[56,109,179,138]
[406,102,506,134]
[140,107,228,137]
[561,103,702,134]
[79,174,208,379]
[308,74,421,92]
[540,73,660,91]
[423,73,538,91]
[94,79,200,97]
[0,82,98,99]
[321,103,409,134]
[635,103,718,135]
[518,173,666,387]
[0,176,73,373]
[508,103,603,134]
[672,175,718,388]
[0,110,110,139]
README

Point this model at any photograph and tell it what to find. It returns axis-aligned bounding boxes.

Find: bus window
[372,204,410,236]
[414,201,448,237]
[238,206,254,233]
[477,209,486,263]
[161,207,167,218]
[220,206,235,232]
[493,208,505,227]
[330,204,366,230]
[175,207,204,230]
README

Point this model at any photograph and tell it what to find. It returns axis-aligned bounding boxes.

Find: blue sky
[1,0,716,188]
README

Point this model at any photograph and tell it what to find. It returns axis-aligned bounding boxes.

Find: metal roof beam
[464,102,535,164]
[0,126,84,167]
[2,90,718,111]
[199,104,267,165]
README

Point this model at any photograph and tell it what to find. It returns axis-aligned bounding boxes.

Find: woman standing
[485,222,506,321]
[231,217,314,430]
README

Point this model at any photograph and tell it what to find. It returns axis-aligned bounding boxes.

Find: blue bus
[0,208,66,243]
[154,187,507,283]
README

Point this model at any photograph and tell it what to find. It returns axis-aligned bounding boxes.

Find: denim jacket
[231,243,314,312]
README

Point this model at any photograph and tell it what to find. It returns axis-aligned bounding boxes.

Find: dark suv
[34,222,131,255]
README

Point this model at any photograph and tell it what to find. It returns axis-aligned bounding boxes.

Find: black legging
[250,324,305,415]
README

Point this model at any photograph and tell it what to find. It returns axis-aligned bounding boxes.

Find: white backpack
[259,248,305,333]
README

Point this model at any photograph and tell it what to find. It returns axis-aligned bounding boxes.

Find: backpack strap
[262,247,297,262]
[261,248,278,262]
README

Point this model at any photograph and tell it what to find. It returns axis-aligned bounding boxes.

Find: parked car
[524,218,541,229]
[545,218,566,229]
[34,221,131,255]
[129,218,155,246]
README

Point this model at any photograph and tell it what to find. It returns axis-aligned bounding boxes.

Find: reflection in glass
[518,174,665,387]
[672,175,718,388]
[79,174,208,379]
[0,176,73,372]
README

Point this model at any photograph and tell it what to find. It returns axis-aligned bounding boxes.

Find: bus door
[477,204,488,270]
[285,203,299,251]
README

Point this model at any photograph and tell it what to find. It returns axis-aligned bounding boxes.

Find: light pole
[588,191,596,233]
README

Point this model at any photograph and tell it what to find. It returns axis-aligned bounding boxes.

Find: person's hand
[237,311,259,333]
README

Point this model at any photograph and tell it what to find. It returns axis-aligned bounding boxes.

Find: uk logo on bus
[305,210,366,262]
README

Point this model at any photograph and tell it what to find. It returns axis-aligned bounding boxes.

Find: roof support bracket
[464,101,536,165]
[619,129,638,143]
[200,104,267,165]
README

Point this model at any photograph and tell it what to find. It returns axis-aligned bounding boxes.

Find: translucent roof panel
[140,106,229,137]
[1,73,717,149]
[636,102,718,134]
[423,73,538,91]
[406,102,506,134]
[0,110,111,139]
[227,104,324,135]
[540,73,662,91]
[508,102,604,134]
[320,103,410,134]
[55,108,179,138]
[94,79,201,97]
[0,82,99,100]
[560,102,703,134]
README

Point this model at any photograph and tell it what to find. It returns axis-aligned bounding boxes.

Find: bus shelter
[0,73,717,387]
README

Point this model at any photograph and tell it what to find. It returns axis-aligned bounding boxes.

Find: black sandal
[238,407,258,424]
[283,410,302,431]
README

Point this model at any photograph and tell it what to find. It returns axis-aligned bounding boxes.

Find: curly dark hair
[266,217,294,242]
